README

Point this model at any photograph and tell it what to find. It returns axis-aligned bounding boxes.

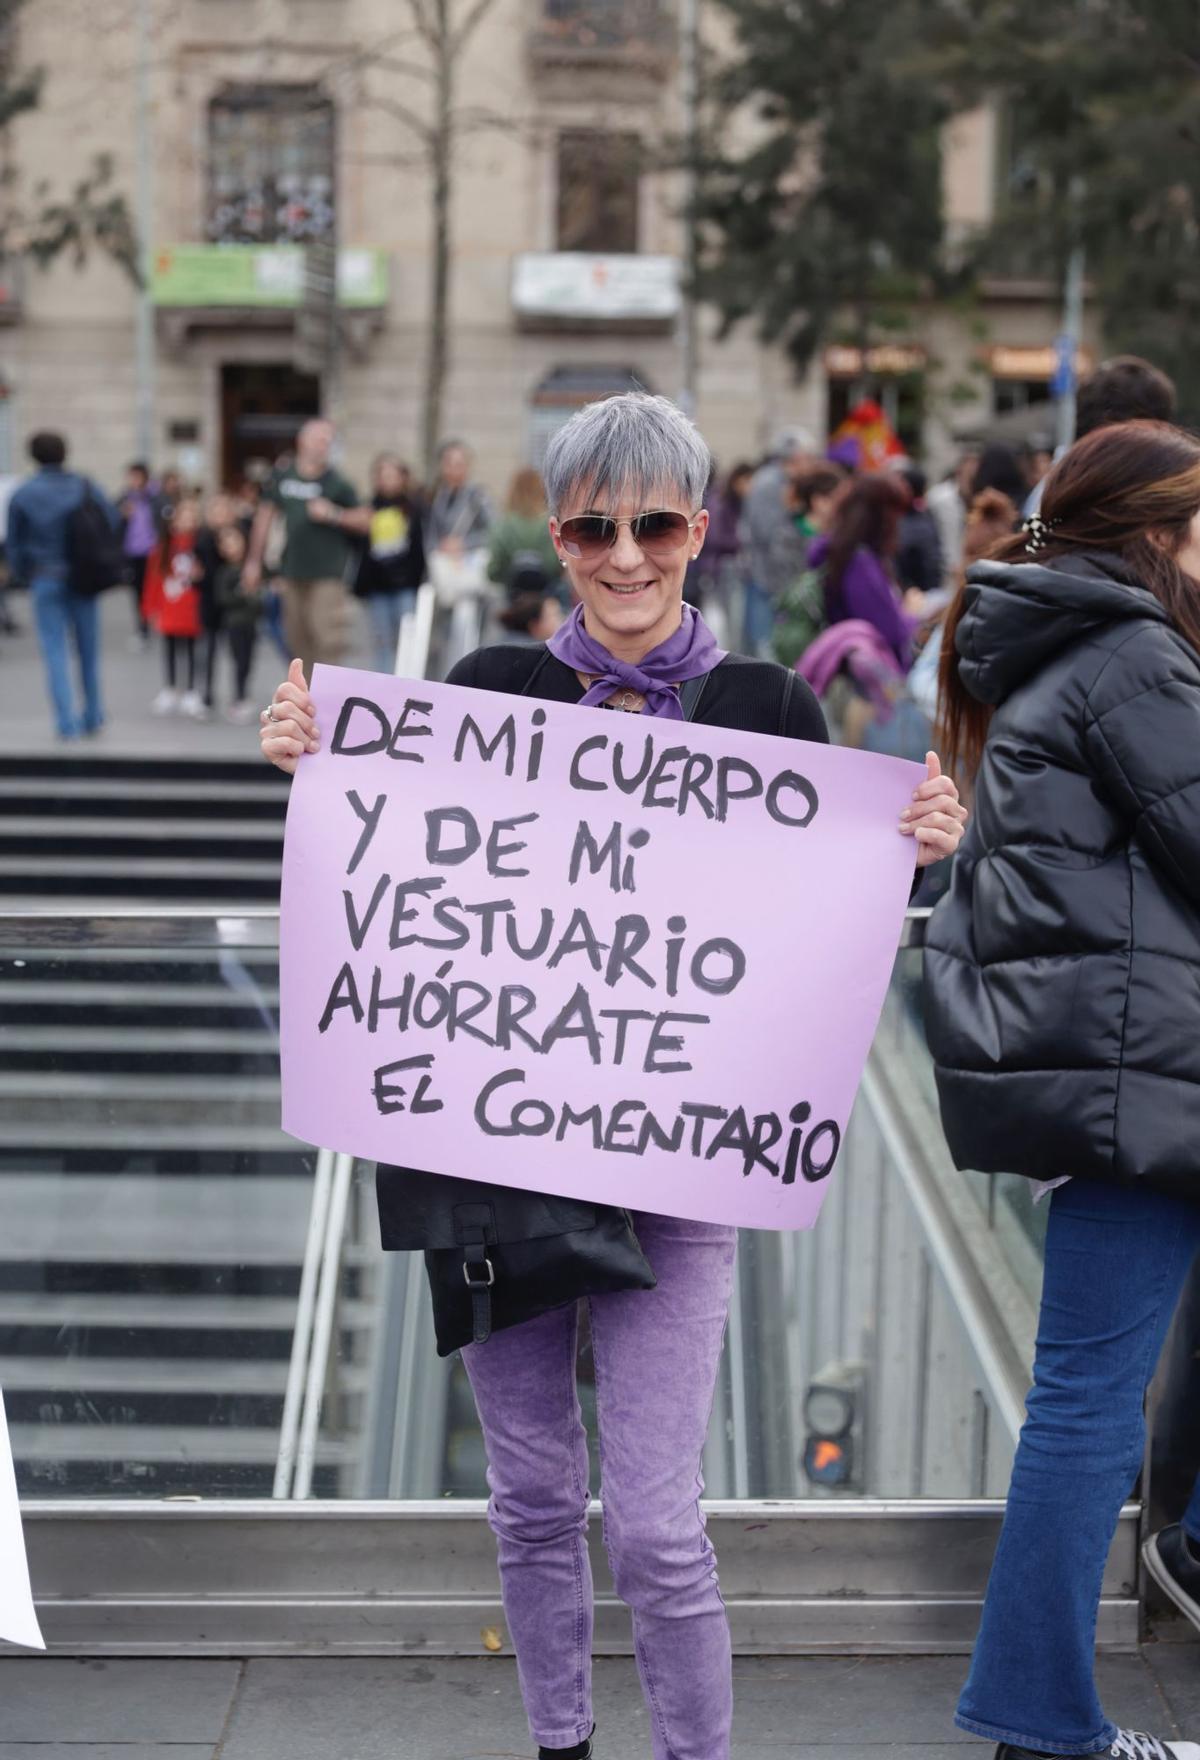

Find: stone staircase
[0,754,290,905]
[0,755,381,1497]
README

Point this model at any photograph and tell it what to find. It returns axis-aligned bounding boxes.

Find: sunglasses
[558,509,700,561]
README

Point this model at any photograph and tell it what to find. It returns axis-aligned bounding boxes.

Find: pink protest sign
[280,665,923,1231]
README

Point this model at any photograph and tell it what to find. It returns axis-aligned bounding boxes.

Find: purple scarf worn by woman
[547,603,727,720]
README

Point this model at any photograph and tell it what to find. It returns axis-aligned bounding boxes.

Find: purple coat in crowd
[808,534,917,669]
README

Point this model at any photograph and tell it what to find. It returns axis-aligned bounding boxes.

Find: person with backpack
[926,419,1200,1760]
[6,430,119,740]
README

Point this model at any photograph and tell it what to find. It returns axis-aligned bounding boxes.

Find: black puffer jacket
[925,551,1200,1199]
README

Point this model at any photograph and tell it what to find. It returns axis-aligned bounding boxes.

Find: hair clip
[1022,514,1059,555]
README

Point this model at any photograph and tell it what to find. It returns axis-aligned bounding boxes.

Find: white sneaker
[151,688,179,715]
[180,690,209,720]
[1108,1733,1200,1760]
[226,699,258,725]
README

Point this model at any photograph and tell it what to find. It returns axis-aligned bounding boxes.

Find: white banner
[0,1388,45,1650]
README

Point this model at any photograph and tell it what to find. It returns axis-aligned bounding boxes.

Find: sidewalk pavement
[0,583,379,761]
[1,1647,1198,1759]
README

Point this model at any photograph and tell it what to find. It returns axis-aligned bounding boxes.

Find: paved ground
[1,1646,1198,1759]
[0,583,379,761]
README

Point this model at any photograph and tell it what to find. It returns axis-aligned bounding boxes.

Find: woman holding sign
[261,393,966,1760]
[928,420,1200,1760]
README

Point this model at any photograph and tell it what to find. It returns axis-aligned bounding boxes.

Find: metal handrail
[294,1150,355,1499]
[273,1147,337,1500]
[0,909,283,949]
[0,908,935,949]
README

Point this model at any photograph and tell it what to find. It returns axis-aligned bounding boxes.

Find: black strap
[680,672,710,722]
[519,649,555,698]
[777,667,796,737]
[455,1205,496,1345]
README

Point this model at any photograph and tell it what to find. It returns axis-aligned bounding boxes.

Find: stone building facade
[2,0,1096,496]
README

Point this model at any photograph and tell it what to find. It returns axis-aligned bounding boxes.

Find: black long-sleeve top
[446,644,830,744]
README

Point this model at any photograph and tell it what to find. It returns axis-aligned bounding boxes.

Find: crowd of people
[677,354,1182,775]
[5,354,1179,753]
[2,419,576,742]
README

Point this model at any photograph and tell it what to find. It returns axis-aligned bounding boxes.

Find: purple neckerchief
[547,603,726,720]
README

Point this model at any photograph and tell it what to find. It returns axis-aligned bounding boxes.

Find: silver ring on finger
[265,702,280,724]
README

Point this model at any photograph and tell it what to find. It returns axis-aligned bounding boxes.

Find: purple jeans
[462,1211,738,1759]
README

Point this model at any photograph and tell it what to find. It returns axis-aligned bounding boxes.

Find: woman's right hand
[259,658,319,776]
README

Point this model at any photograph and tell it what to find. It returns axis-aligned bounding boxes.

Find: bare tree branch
[366,54,439,85]
[452,0,501,58]
[344,149,430,173]
[406,0,440,50]
[318,29,425,88]
[449,103,517,135]
[362,93,436,147]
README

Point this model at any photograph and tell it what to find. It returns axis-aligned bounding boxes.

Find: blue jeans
[32,572,102,737]
[366,587,417,674]
[741,578,775,657]
[957,1179,1200,1755]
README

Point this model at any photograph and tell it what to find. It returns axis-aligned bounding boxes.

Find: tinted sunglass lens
[633,511,691,549]
[561,517,615,557]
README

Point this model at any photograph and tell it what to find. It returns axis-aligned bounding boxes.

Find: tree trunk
[421,0,453,485]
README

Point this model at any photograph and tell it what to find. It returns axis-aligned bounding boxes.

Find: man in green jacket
[244,419,362,676]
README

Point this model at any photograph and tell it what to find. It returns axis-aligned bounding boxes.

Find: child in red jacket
[144,497,205,717]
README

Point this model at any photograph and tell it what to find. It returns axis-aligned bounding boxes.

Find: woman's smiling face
[550,485,708,661]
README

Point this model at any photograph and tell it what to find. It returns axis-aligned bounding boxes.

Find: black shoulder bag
[377,662,712,1356]
[68,483,125,598]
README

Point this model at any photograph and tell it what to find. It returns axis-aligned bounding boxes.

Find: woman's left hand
[900,752,968,868]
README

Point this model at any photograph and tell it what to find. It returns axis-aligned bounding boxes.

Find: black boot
[538,1729,594,1760]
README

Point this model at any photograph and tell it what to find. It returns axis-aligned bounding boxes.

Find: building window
[529,365,650,465]
[556,132,640,254]
[992,378,1054,418]
[208,87,335,246]
[542,0,659,48]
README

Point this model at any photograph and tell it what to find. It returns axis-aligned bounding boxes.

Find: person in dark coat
[893,462,944,600]
[926,419,1200,1760]
[354,454,427,674]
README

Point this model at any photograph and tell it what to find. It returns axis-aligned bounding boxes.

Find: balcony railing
[530,0,675,71]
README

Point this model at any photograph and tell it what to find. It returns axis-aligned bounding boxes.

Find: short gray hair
[542,393,713,517]
[772,425,816,461]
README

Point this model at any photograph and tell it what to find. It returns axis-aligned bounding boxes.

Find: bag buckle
[463,1256,495,1289]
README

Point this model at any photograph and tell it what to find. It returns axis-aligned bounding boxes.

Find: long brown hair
[507,467,547,519]
[938,420,1200,777]
[821,473,911,618]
